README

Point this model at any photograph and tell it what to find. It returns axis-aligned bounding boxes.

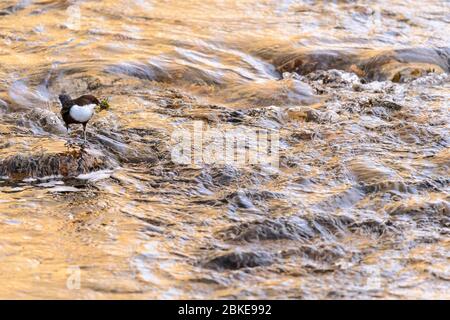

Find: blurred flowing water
[0,0,449,299]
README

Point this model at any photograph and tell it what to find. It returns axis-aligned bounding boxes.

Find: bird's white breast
[70,104,96,123]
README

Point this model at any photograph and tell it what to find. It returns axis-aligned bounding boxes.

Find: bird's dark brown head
[58,94,72,107]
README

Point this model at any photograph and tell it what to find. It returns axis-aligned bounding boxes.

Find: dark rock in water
[220,217,315,242]
[304,109,321,123]
[395,48,450,72]
[210,166,240,186]
[0,149,110,180]
[221,213,392,244]
[347,218,393,237]
[281,244,346,264]
[360,48,449,82]
[204,250,275,270]
[372,99,402,111]
[273,49,357,76]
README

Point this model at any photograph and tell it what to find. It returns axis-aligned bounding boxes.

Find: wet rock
[385,196,450,217]
[210,166,241,186]
[204,250,275,270]
[225,110,246,123]
[281,243,346,264]
[220,217,315,242]
[304,109,321,123]
[286,106,336,124]
[289,129,318,141]
[384,196,450,235]
[272,49,357,76]
[309,214,352,239]
[348,218,393,236]
[219,213,377,243]
[394,123,447,146]
[27,108,68,134]
[3,107,67,134]
[86,77,103,91]
[0,148,111,180]
[220,189,284,212]
[362,98,402,111]
[364,180,413,194]
[360,48,449,81]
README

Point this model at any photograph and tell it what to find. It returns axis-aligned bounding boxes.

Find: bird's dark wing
[72,95,100,106]
[60,105,73,127]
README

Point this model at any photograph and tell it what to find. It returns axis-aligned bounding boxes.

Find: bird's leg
[64,125,74,150]
[83,123,87,144]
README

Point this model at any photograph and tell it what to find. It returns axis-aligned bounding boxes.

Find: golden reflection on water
[0,0,449,299]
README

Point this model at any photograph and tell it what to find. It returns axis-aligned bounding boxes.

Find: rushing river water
[0,0,449,299]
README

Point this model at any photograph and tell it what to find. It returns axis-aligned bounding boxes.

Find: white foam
[76,169,113,181]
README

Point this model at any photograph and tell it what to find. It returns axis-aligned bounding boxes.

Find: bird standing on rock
[59,93,110,143]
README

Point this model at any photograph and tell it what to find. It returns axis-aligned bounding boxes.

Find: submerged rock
[265,47,449,82]
[221,78,319,106]
[220,217,315,242]
[204,250,275,270]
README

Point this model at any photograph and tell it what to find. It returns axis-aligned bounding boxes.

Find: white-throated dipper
[59,93,109,142]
